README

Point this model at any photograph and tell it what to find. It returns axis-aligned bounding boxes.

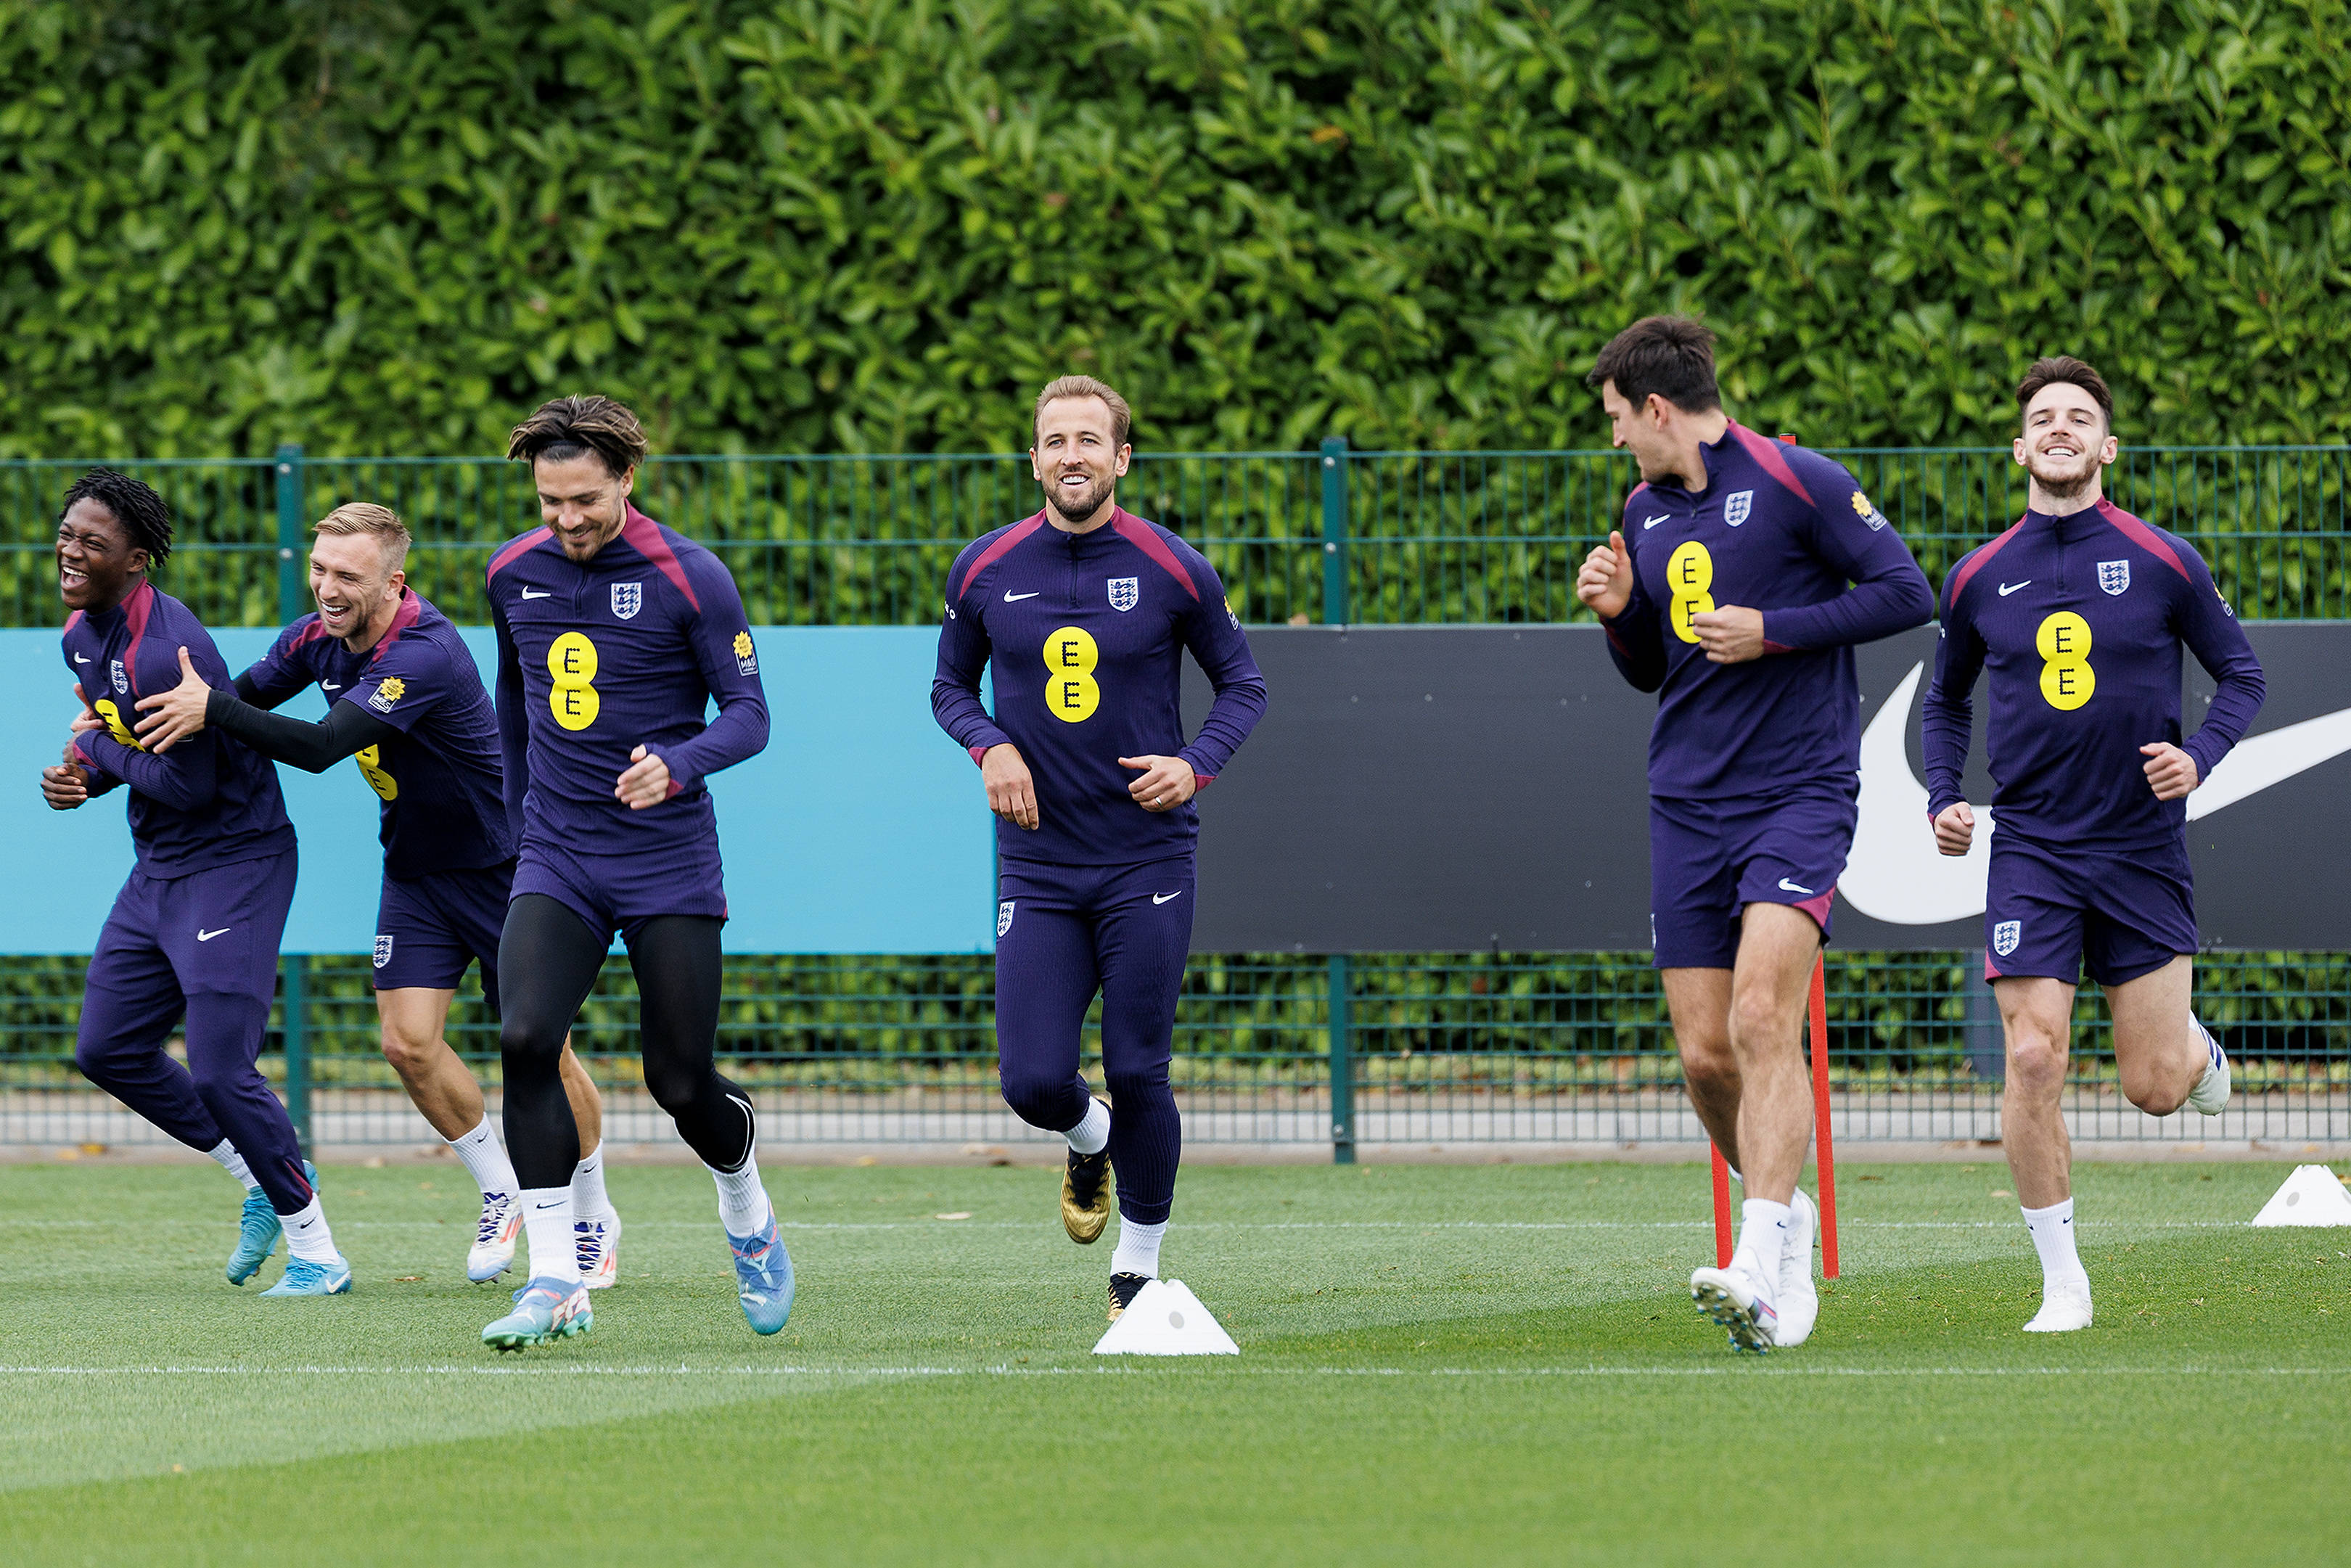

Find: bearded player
[131,502,620,1289]
[1923,356,2261,1332]
[932,376,1268,1322]
[43,468,348,1295]
[1576,317,1934,1352]
[477,395,784,1352]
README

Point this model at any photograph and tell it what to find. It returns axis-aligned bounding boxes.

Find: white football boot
[467,1191,521,1283]
[2186,1019,2231,1115]
[1773,1189,1821,1348]
[1690,1259,1779,1355]
[2023,1277,2094,1333]
[575,1210,621,1290]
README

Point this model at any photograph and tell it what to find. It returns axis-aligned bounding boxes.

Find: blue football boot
[260,1254,353,1297]
[227,1159,317,1286]
[729,1216,795,1335]
[483,1277,593,1352]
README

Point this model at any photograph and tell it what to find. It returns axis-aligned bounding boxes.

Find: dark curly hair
[59,467,173,565]
[1585,315,1721,414]
[506,395,650,478]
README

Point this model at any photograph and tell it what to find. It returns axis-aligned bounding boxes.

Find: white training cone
[2249,1165,2351,1227]
[1092,1279,1239,1356]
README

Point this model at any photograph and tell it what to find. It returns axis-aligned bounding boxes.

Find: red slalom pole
[1809,955,1839,1279]
[1709,1146,1733,1268]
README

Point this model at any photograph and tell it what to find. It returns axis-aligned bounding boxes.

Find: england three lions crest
[1107,576,1139,612]
[2097,560,2130,596]
[997,900,1016,937]
[372,935,394,969]
[1723,490,1754,528]
[1993,920,2021,958]
[612,582,644,620]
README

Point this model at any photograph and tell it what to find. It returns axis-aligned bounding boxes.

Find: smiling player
[1922,356,2263,1333]
[477,395,784,1352]
[1576,317,1934,1352]
[43,468,348,1296]
[131,502,620,1289]
[932,375,1268,1322]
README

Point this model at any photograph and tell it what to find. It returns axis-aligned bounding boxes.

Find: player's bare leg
[1996,976,2092,1331]
[1660,968,1741,1173]
[378,988,610,1283]
[2108,956,2226,1116]
[1681,903,1822,1351]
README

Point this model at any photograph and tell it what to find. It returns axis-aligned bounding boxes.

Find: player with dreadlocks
[44,468,350,1296]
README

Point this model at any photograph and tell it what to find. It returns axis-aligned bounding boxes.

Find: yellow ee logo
[93,698,144,750]
[1044,625,1100,723]
[354,744,398,801]
[547,631,602,731]
[1667,541,1715,644]
[2036,612,2095,710]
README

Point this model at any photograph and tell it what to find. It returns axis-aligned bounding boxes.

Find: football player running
[1576,318,1934,1352]
[132,502,621,1289]
[1922,356,2261,1332]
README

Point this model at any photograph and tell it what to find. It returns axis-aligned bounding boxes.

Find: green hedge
[1,1,2346,459]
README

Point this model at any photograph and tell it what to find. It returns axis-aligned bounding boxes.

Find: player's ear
[1113,443,1131,476]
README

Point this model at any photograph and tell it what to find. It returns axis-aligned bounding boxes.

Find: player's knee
[640,1059,711,1115]
[1726,988,1795,1056]
[71,1033,119,1085]
[378,1022,435,1077]
[497,1013,568,1072]
[2121,1065,2187,1117]
[2004,1027,2068,1094]
[1102,1063,1169,1108]
[997,1064,1075,1128]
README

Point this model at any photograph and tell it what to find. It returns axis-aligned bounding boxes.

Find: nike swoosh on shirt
[1004,591,1040,602]
[1998,580,2031,596]
[197,928,231,941]
[321,681,341,690]
[73,653,89,664]
[1152,892,1184,905]
[1840,661,2351,924]
[1641,515,1667,530]
[1776,878,1813,895]
[520,588,552,599]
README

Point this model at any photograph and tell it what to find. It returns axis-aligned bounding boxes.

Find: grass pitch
[1,1159,2345,1566]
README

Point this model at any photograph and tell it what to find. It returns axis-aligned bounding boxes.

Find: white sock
[571,1143,612,1217]
[205,1138,259,1192]
[1110,1217,1167,1278]
[710,1158,772,1237]
[282,1199,339,1265]
[521,1186,580,1284]
[2022,1198,2088,1291]
[1733,1199,1789,1286]
[1065,1098,1110,1156]
[447,1117,520,1199]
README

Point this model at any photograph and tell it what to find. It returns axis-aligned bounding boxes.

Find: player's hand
[132,647,210,754]
[981,743,1038,831]
[42,746,89,809]
[67,681,103,736]
[1932,801,1975,857]
[2141,742,2199,801]
[615,744,672,808]
[1575,530,1634,620]
[1120,755,1197,813]
[1691,605,1767,663]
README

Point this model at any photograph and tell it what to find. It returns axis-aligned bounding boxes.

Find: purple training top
[242,588,513,879]
[1921,498,2264,850]
[486,507,768,854]
[62,580,296,877]
[931,506,1269,866]
[1601,420,1935,797]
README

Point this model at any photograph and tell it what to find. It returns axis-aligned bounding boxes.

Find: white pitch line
[0,1218,2262,1232]
[0,1363,2343,1380]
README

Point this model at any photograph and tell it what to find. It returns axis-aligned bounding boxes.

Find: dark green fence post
[1328,953,1355,1164]
[274,444,306,623]
[1319,435,1348,624]
[282,954,311,1157]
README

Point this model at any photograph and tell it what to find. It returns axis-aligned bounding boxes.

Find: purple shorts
[1985,831,2196,988]
[1649,780,1855,969]
[373,860,513,1003]
[88,847,298,1006]
[511,834,728,945]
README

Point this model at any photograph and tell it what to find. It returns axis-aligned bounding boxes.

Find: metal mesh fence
[5,445,2347,1154]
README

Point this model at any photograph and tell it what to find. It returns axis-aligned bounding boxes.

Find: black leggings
[496,895,754,1189]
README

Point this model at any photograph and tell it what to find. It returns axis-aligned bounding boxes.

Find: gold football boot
[1060,1099,1115,1244]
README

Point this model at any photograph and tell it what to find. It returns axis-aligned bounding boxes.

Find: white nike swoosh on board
[1842,662,2351,924]
[1777,879,1813,895]
[197,928,231,941]
[521,588,552,599]
[1998,581,2031,595]
[1152,892,1183,905]
[1004,591,1040,602]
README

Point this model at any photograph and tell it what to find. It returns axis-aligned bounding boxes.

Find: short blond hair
[314,501,411,575]
[1033,375,1133,448]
